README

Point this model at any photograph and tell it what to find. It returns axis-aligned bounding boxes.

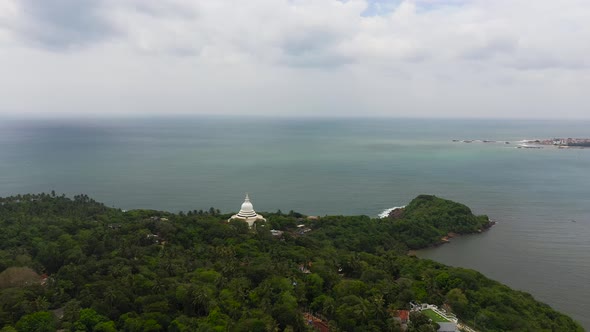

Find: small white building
[228,194,266,228]
[270,229,284,236]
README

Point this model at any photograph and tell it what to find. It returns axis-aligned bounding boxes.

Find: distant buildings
[537,137,590,147]
[392,309,410,330]
[298,262,312,274]
[304,312,329,332]
[270,229,284,237]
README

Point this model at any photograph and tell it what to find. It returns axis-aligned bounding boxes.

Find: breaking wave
[378,206,405,219]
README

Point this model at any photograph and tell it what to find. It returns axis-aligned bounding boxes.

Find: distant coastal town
[453,138,590,149]
[526,138,590,148]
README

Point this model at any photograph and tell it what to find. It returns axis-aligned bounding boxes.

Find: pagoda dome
[239,198,254,214]
[229,193,266,228]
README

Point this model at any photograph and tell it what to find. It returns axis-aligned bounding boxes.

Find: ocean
[1,116,589,328]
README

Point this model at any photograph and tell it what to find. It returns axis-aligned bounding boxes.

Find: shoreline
[408,219,497,256]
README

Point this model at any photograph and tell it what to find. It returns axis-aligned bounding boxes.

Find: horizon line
[2,113,590,122]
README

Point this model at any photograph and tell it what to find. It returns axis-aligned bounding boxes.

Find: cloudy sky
[1,0,589,119]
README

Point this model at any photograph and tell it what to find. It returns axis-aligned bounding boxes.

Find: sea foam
[378,206,405,219]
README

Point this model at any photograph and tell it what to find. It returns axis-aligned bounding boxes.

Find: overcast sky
[1,0,589,119]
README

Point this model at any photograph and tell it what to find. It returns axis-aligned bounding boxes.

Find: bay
[1,116,589,328]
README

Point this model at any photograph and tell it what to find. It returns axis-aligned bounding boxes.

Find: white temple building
[229,194,266,228]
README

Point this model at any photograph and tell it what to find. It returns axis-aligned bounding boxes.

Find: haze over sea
[1,117,589,328]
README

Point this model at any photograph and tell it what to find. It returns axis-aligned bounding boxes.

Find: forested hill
[388,194,493,249]
[0,193,583,332]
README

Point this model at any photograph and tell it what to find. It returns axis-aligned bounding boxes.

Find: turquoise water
[1,116,589,328]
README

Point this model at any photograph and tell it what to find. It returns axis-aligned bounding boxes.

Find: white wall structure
[437,321,458,332]
[412,304,458,332]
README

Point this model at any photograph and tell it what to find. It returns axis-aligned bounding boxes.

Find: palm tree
[352,297,372,322]
[322,297,335,317]
[152,278,165,293]
[371,294,385,317]
[32,296,49,312]
[190,286,211,316]
[104,287,117,310]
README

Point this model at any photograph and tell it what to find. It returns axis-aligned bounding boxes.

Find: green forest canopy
[0,193,582,331]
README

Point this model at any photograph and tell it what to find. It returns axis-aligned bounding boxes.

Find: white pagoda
[229,194,266,228]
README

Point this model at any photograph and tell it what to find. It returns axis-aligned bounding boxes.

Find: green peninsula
[0,193,582,331]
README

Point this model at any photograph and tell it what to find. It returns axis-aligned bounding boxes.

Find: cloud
[461,36,517,60]
[509,54,588,71]
[0,0,590,118]
[3,0,114,49]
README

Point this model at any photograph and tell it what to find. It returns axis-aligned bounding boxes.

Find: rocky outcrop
[388,207,405,219]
